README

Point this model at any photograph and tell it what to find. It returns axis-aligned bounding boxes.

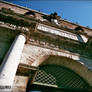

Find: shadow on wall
[0,27,19,65]
[79,57,92,71]
[77,34,84,42]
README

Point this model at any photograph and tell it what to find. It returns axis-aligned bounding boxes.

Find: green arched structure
[29,65,90,92]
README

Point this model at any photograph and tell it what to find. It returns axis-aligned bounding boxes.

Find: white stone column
[0,34,26,92]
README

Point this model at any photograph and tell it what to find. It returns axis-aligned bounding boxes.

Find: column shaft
[0,34,26,92]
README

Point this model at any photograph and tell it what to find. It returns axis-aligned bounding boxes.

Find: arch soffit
[38,55,92,86]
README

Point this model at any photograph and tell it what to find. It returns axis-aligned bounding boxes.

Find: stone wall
[0,1,92,91]
[0,1,28,14]
[1,0,92,37]
[61,20,92,36]
[12,76,29,92]
[20,43,92,86]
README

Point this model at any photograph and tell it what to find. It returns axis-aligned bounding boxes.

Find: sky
[4,0,92,28]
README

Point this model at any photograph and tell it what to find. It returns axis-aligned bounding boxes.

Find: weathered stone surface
[12,76,29,92]
[20,43,92,86]
[0,1,28,14]
[0,1,92,91]
[0,34,26,92]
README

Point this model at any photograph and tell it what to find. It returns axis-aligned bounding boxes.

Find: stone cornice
[17,63,39,76]
[0,21,36,43]
[1,0,92,35]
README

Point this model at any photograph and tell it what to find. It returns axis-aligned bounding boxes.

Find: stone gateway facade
[0,1,92,92]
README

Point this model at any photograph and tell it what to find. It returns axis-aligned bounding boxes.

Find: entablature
[0,21,92,59]
[37,23,88,43]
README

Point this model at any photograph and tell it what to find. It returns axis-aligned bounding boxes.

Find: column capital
[19,22,37,43]
[20,33,26,38]
[20,31,30,44]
